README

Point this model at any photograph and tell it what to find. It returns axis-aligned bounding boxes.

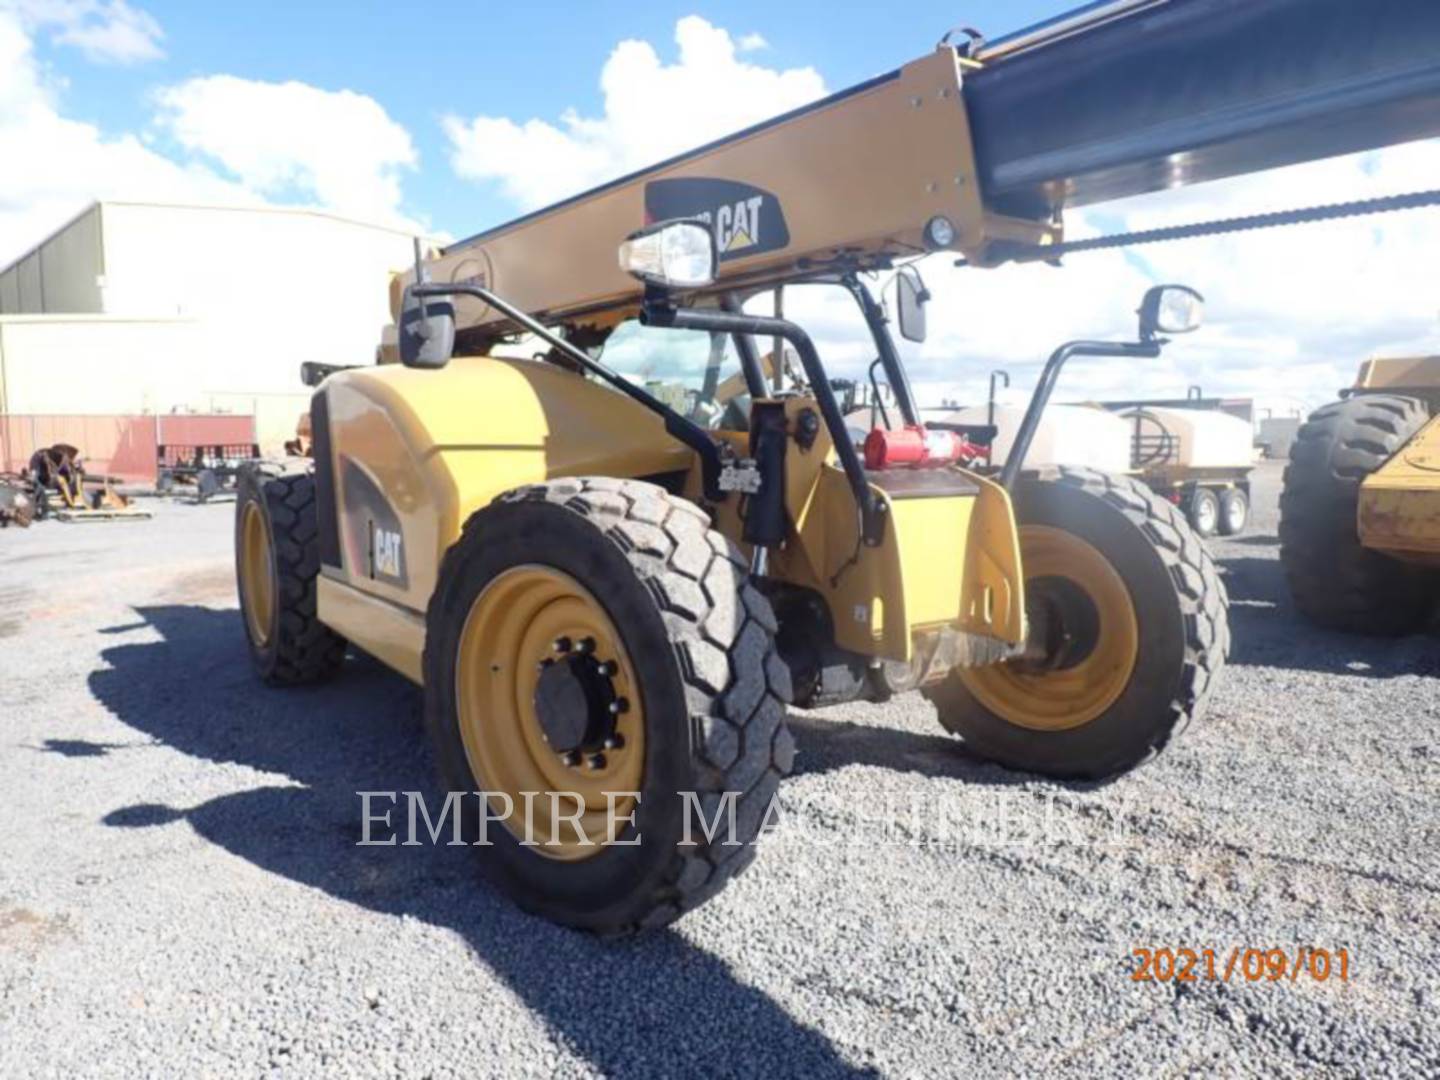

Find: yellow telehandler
[232,0,1440,930]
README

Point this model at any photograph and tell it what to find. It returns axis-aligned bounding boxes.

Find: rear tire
[1188,486,1220,538]
[1279,394,1436,635]
[235,464,348,685]
[1218,487,1249,536]
[926,468,1228,780]
[422,477,792,933]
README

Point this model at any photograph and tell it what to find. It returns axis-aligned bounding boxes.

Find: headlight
[618,220,717,289]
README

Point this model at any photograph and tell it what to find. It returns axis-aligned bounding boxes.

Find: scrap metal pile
[0,444,150,527]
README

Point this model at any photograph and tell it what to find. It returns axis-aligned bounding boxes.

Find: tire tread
[1278,395,1436,635]
[428,477,791,932]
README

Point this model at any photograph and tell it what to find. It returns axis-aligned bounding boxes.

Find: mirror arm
[867,358,894,431]
[720,292,770,399]
[1000,338,1163,491]
[645,300,886,546]
[412,282,727,500]
[840,273,921,427]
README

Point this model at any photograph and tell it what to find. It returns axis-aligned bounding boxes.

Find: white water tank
[1119,406,1253,470]
[943,403,1132,473]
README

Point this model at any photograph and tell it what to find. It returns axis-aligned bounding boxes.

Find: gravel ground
[1,461,1436,1078]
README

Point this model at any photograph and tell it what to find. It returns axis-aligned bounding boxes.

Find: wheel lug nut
[597,660,617,677]
[602,733,625,751]
[586,753,606,770]
[560,750,580,767]
[608,697,629,715]
[552,636,571,654]
[576,636,596,654]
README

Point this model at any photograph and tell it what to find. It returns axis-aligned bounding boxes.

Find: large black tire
[926,468,1228,780]
[1279,394,1437,635]
[234,464,348,685]
[423,477,793,933]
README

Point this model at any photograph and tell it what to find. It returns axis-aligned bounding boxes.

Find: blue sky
[29,0,1072,238]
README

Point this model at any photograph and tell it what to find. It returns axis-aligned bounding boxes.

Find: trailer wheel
[926,468,1228,779]
[1218,487,1248,536]
[1188,486,1220,537]
[422,477,792,933]
[234,464,348,685]
[1279,394,1436,634]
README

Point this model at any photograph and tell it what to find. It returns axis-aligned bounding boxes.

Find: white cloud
[0,7,426,267]
[736,32,768,52]
[908,143,1440,417]
[740,146,1440,421]
[443,15,826,209]
[153,75,418,224]
[2,0,163,63]
[0,11,254,263]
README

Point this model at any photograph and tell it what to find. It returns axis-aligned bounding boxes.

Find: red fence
[0,414,256,485]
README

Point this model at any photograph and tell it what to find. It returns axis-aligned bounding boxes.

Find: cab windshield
[596,319,757,432]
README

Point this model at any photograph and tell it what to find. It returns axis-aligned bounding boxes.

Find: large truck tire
[1187,486,1220,537]
[422,477,793,934]
[1279,394,1436,635]
[1217,487,1249,536]
[235,463,348,685]
[926,468,1228,780]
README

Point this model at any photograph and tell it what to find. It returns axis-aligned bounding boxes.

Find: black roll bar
[642,301,885,545]
[411,281,726,500]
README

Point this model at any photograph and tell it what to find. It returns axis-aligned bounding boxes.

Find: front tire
[926,468,1228,780]
[1279,394,1436,634]
[422,477,792,933]
[234,464,348,685]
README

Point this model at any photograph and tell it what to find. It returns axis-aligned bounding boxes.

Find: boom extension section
[405,0,1440,344]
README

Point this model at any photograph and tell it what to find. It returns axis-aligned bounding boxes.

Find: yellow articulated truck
[233,0,1440,931]
[1281,357,1440,634]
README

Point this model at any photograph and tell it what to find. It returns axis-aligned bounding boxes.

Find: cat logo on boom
[643,177,791,261]
[707,195,765,254]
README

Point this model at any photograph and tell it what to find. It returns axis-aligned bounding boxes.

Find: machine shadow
[784,713,1110,792]
[1215,551,1440,677]
[89,605,875,1079]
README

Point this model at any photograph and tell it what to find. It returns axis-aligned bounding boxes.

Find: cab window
[598,319,753,432]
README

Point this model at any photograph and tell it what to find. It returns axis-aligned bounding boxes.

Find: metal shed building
[0,201,424,457]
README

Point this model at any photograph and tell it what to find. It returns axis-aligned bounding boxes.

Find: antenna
[410,237,435,344]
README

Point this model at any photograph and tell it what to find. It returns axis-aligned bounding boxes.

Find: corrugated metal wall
[0,414,255,484]
[0,205,104,315]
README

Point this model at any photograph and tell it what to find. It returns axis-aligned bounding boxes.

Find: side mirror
[398,286,456,369]
[618,219,717,290]
[896,266,929,343]
[1138,284,1204,340]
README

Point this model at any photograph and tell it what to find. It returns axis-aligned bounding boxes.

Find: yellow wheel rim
[239,501,275,648]
[456,566,645,861]
[959,525,1139,732]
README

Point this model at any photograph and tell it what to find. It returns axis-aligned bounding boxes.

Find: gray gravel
[1,462,1436,1078]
